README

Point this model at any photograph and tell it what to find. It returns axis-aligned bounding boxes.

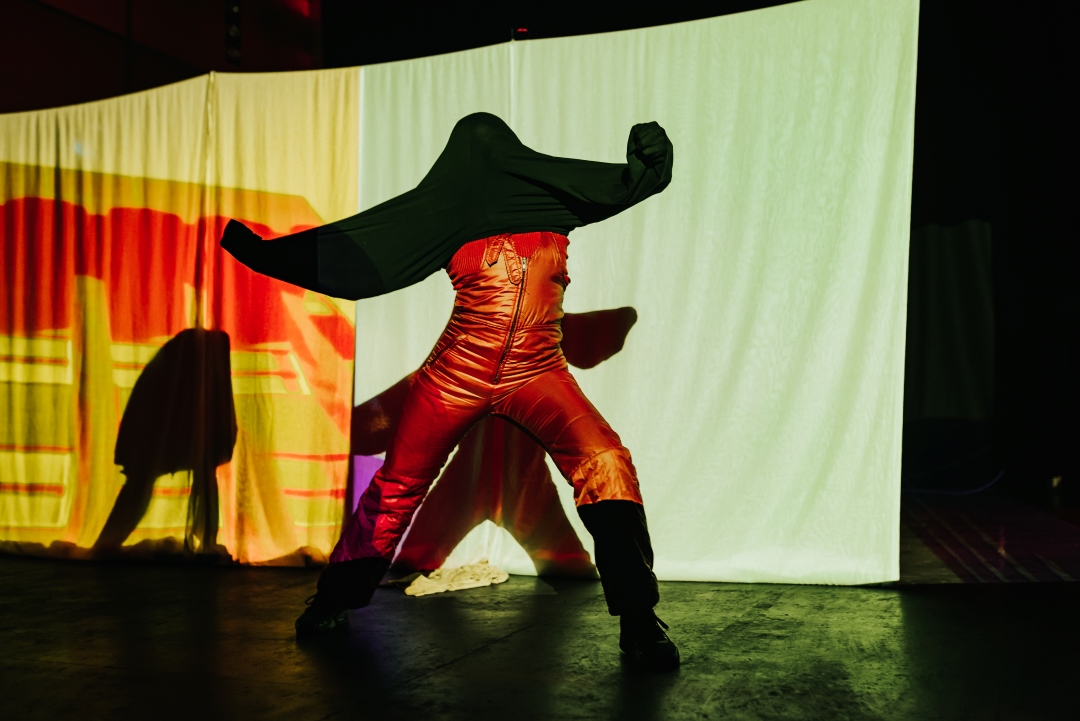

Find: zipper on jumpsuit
[493,258,526,384]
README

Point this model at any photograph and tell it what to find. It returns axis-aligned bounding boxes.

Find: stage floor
[1,552,1077,720]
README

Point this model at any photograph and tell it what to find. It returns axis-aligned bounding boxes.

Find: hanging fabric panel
[0,69,359,564]
[354,0,919,584]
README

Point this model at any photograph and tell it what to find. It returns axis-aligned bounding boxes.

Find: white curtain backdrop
[354,0,918,584]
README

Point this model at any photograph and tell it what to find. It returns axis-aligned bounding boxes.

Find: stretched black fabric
[221,112,673,300]
[317,557,391,609]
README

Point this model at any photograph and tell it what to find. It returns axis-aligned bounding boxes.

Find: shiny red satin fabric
[331,232,642,562]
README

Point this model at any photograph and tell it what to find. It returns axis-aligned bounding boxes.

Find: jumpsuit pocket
[423,333,467,368]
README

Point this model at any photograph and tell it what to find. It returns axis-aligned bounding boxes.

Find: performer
[221,113,677,670]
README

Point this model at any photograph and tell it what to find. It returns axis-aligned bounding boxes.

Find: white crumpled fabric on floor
[405,560,511,597]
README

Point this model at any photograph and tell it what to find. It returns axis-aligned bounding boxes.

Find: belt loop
[503,236,522,285]
[485,235,506,267]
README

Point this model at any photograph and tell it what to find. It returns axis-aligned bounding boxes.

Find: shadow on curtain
[94,328,237,556]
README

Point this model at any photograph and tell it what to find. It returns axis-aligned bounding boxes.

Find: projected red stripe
[0,356,67,365]
[0,444,74,453]
[0,482,65,496]
[152,487,191,497]
[282,488,346,499]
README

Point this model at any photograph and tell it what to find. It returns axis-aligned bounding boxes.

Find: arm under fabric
[481,116,674,226]
[219,219,385,300]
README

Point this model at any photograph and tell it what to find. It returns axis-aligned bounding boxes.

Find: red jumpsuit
[330,231,643,563]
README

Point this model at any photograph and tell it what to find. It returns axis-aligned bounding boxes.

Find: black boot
[295,556,391,636]
[295,595,348,635]
[620,609,680,671]
[577,500,679,670]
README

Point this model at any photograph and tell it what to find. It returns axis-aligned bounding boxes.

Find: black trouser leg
[577,500,660,616]
[315,557,392,609]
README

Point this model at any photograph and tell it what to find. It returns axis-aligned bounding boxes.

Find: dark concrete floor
[1,555,1077,721]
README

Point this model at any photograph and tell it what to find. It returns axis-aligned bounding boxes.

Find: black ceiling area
[321,0,799,67]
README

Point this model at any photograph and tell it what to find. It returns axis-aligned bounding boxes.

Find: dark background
[0,0,1074,506]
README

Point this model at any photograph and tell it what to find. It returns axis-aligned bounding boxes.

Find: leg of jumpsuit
[319,364,490,608]
[494,368,660,615]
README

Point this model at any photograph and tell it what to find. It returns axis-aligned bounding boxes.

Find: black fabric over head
[221,112,673,300]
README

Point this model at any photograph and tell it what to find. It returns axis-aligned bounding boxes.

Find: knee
[570,447,643,506]
[360,471,432,513]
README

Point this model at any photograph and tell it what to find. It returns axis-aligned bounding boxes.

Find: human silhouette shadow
[93,328,237,556]
[349,307,638,576]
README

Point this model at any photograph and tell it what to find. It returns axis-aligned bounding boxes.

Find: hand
[628,121,670,169]
[220,218,262,253]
